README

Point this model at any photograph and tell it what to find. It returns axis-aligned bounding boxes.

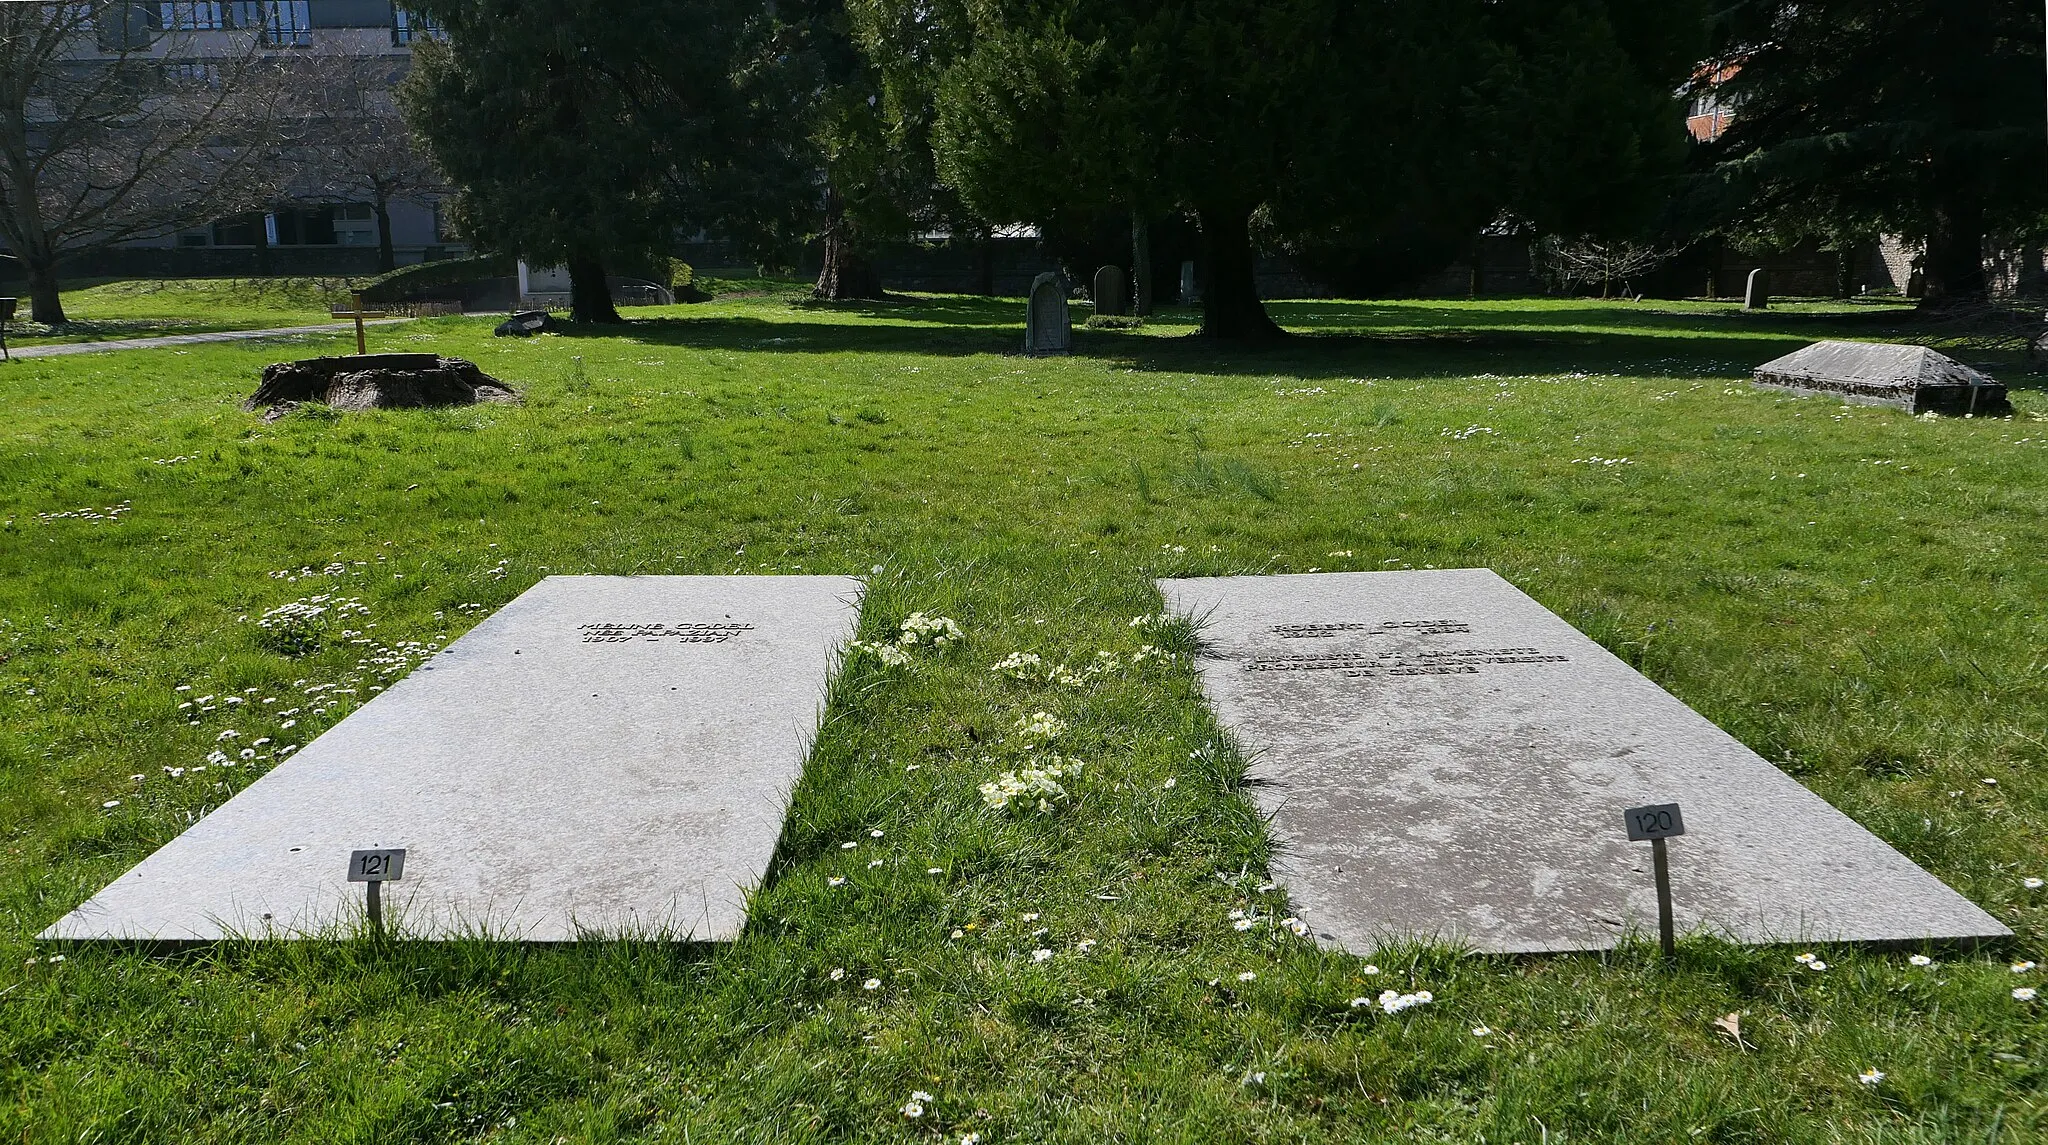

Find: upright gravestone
[1744,268,1770,310]
[1179,260,1199,304]
[1158,569,2009,954]
[43,575,862,942]
[1024,272,1071,356]
[1092,265,1128,318]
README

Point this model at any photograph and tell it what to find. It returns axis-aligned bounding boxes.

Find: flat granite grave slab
[44,575,862,942]
[1160,570,2009,954]
[1752,340,2010,416]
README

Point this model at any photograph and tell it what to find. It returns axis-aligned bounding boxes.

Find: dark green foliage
[398,0,811,321]
[358,254,515,304]
[856,0,1700,340]
[1698,0,2047,305]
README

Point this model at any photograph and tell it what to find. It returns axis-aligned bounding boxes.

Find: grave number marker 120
[1620,804,1683,958]
[1624,804,1684,841]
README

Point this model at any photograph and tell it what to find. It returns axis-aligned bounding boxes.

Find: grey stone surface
[1092,265,1127,317]
[1752,340,2011,416]
[1025,272,1071,356]
[1179,260,1198,304]
[1159,570,2010,954]
[44,575,861,942]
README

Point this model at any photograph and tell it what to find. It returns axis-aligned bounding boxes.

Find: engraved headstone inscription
[1025,272,1071,356]
[43,575,862,942]
[1159,570,2009,954]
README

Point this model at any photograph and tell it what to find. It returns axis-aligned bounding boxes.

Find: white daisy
[1857,1068,1885,1086]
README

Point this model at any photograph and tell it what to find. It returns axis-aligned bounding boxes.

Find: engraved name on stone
[1245,647,1569,675]
[578,621,756,644]
[1271,619,1470,638]
[1246,617,1566,677]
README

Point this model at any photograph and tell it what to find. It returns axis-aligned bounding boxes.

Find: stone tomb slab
[44,575,862,942]
[1159,570,2008,954]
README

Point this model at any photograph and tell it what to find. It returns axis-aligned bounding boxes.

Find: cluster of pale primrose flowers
[979,754,1085,813]
[849,612,964,668]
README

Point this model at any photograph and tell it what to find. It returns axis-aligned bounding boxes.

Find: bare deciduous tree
[1533,235,1683,299]
[0,3,288,324]
[281,52,447,274]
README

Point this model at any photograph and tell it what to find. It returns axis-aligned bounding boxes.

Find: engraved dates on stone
[579,621,756,644]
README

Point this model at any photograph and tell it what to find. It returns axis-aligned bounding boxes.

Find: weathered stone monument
[1159,570,2009,954]
[44,575,861,942]
[1753,340,2011,415]
[1743,268,1769,310]
[1179,260,1199,304]
[1024,272,1071,356]
[1092,265,1128,318]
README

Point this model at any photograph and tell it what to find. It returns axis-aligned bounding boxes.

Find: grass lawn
[1,278,362,347]
[3,292,2044,1142]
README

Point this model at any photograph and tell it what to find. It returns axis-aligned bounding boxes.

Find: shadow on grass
[546,297,2048,388]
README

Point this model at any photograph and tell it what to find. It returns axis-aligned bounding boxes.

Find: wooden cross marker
[332,292,388,355]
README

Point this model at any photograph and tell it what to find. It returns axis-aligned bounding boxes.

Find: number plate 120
[1623,804,1685,841]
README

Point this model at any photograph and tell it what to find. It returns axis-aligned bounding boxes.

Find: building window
[163,59,223,84]
[233,1,309,47]
[159,2,225,30]
[392,8,445,45]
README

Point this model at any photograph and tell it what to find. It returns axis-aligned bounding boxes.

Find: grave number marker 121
[347,847,406,932]
[1621,804,1683,957]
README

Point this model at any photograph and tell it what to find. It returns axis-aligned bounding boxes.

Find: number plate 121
[348,848,406,882]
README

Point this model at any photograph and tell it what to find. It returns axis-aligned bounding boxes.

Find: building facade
[73,2,459,275]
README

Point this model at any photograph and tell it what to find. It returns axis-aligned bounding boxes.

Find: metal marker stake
[366,878,382,931]
[348,847,406,938]
[1622,803,1685,961]
[1651,836,1674,958]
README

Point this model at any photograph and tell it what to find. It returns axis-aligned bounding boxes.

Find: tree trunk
[974,236,994,296]
[1131,212,1153,316]
[373,196,396,274]
[23,248,65,325]
[814,188,886,300]
[1919,194,1986,309]
[1194,203,1281,340]
[568,253,622,323]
